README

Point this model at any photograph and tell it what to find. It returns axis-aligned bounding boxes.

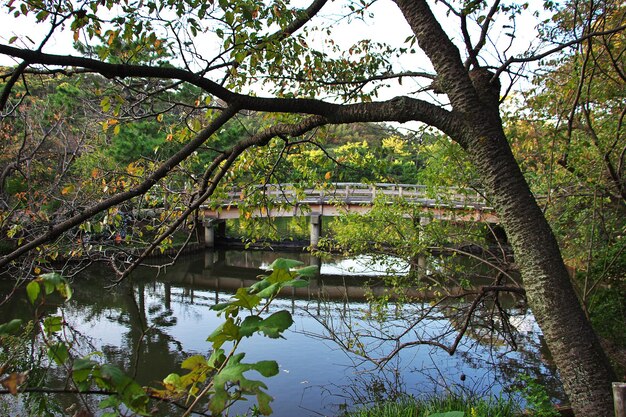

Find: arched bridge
[201,183,498,247]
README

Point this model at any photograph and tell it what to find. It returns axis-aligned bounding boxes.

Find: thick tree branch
[114,115,327,282]
[0,105,239,269]
[0,61,29,115]
[0,45,458,133]
[0,387,212,416]
[220,0,328,84]
[465,0,501,69]
[268,0,327,42]
[266,70,436,87]
[392,0,480,113]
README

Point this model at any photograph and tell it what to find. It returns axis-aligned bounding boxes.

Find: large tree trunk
[464,115,616,416]
[393,0,617,415]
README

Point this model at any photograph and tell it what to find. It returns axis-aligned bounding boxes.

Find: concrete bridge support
[310,213,322,248]
[204,250,216,269]
[418,216,431,275]
[203,218,226,248]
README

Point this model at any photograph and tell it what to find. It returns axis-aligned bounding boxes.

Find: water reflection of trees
[65,278,187,385]
[302,299,565,410]
[145,250,564,407]
[1,250,564,415]
[297,252,565,407]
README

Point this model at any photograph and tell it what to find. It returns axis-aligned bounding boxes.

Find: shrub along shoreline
[345,393,575,417]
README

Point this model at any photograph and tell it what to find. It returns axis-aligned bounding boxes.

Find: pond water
[1,249,564,416]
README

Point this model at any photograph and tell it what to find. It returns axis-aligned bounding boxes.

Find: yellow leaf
[73,30,79,42]
[61,185,74,195]
[156,114,163,122]
[1,372,27,396]
[34,267,41,274]
[91,168,99,179]
[324,171,332,180]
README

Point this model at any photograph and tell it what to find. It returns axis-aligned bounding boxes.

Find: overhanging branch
[0,45,458,133]
[0,105,239,269]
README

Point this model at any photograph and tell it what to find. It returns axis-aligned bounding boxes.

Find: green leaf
[232,287,261,310]
[0,319,23,335]
[207,348,226,368]
[163,373,183,389]
[209,353,278,415]
[255,282,281,298]
[211,302,231,312]
[265,267,295,284]
[98,395,121,409]
[181,355,207,370]
[257,310,293,338]
[249,360,279,378]
[26,281,40,304]
[239,315,263,337]
[249,278,273,293]
[294,265,318,277]
[47,343,69,365]
[43,316,63,335]
[429,412,464,417]
[73,358,98,384]
[100,97,111,112]
[25,273,71,301]
[239,311,293,339]
[99,364,149,415]
[40,272,63,295]
[282,279,310,288]
[267,258,304,270]
[40,272,63,286]
[56,281,72,301]
[256,390,274,415]
[206,317,240,349]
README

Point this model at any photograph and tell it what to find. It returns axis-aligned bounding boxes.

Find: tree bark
[463,117,616,417]
[393,1,617,415]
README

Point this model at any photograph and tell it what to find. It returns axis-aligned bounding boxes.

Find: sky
[0,0,547,108]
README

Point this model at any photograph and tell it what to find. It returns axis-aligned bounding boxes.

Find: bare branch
[465,0,501,69]
[495,23,626,79]
[0,105,239,269]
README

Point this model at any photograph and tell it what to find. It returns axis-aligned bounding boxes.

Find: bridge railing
[211,183,489,209]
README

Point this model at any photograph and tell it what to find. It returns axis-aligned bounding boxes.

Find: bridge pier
[204,250,215,269]
[310,213,322,248]
[203,218,226,248]
[418,216,431,275]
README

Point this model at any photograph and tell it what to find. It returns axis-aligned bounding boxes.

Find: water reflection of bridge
[200,183,498,248]
[144,250,496,304]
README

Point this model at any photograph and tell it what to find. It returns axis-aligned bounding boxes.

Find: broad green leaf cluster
[149,258,314,415]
